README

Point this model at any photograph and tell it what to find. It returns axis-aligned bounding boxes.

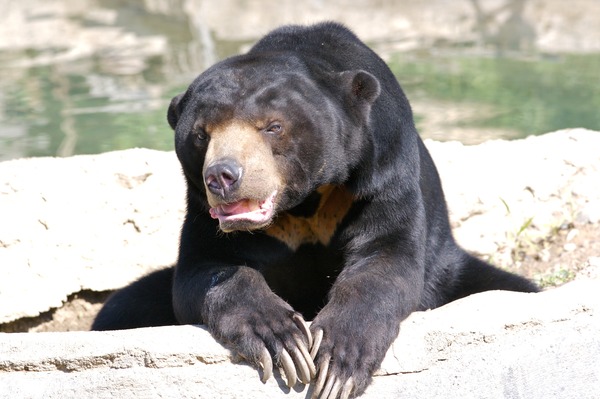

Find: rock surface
[1,279,599,399]
[0,149,185,324]
[1,128,599,327]
[1,129,599,397]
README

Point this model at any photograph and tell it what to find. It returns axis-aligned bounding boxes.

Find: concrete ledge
[2,280,599,398]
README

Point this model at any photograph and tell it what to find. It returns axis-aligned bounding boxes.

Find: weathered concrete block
[1,280,599,398]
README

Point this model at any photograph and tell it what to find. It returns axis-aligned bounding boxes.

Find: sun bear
[93,22,538,399]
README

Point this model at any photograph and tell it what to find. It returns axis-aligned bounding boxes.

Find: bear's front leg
[309,257,423,399]
[174,265,316,387]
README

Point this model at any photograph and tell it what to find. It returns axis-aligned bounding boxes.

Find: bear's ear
[339,70,381,105]
[167,93,185,130]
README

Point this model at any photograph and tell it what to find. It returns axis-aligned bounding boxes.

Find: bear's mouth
[209,191,277,230]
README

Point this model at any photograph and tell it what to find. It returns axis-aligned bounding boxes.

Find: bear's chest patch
[265,185,354,251]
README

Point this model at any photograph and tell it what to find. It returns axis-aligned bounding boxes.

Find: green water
[1,1,599,161]
[2,50,599,161]
[390,53,600,140]
[0,59,182,159]
[0,51,182,160]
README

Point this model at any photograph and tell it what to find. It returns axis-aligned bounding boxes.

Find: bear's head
[168,54,380,232]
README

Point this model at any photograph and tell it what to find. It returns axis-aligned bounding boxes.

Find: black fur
[93,267,177,329]
[93,22,538,397]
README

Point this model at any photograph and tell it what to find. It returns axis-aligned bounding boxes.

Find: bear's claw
[340,378,355,399]
[280,349,298,387]
[293,313,313,348]
[258,313,315,388]
[312,357,354,399]
[260,347,273,383]
[310,328,323,359]
[309,326,356,399]
[312,354,329,398]
[294,336,317,382]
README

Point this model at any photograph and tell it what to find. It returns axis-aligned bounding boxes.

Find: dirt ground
[0,291,110,333]
[517,222,599,286]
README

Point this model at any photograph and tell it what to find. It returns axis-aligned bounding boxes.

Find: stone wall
[1,129,599,397]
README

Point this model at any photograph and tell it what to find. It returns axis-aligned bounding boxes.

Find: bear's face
[168,55,380,232]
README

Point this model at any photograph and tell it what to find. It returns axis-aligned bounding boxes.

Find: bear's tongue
[209,191,277,226]
[218,200,257,216]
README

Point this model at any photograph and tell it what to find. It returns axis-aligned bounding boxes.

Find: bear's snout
[204,158,243,198]
[201,120,283,231]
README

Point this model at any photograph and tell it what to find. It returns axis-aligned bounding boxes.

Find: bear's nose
[204,159,242,196]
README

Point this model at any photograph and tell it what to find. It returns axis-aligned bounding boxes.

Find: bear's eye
[265,122,283,135]
[193,127,208,142]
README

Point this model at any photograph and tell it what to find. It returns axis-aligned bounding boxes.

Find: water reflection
[0,0,599,160]
[392,52,600,143]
